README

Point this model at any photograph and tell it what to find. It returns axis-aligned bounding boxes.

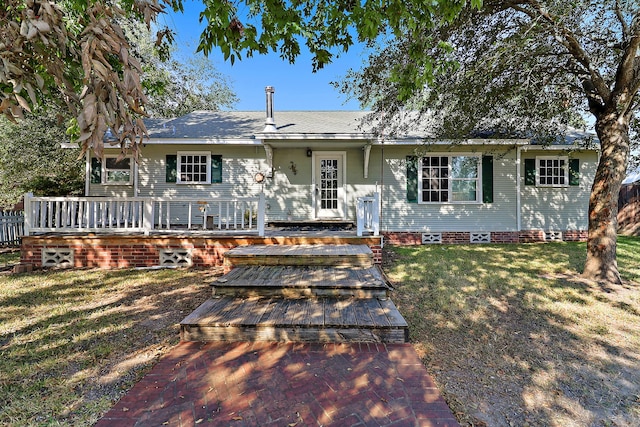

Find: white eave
[144,138,263,145]
[371,138,531,146]
[258,133,373,140]
[520,144,598,151]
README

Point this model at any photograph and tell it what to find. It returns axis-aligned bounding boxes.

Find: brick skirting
[383,230,587,245]
[20,235,384,269]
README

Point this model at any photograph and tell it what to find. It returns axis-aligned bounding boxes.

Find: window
[419,155,480,203]
[537,156,568,187]
[177,152,210,184]
[103,156,132,184]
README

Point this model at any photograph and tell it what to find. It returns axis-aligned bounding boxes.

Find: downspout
[85,149,91,196]
[516,145,522,233]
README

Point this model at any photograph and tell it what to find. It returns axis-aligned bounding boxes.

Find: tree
[122,21,237,118]
[1,0,480,159]
[0,107,84,208]
[0,17,235,207]
[340,1,639,284]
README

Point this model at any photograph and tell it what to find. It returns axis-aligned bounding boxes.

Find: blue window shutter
[211,155,222,183]
[569,159,580,186]
[166,155,177,183]
[524,159,536,185]
[90,158,102,184]
[482,155,493,203]
[406,156,418,203]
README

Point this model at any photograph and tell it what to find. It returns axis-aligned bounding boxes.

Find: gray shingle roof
[146,111,371,140]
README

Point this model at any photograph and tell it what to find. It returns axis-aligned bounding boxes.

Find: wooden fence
[618,184,640,236]
[0,211,24,246]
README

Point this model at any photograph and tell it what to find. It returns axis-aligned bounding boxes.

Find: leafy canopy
[340,0,639,148]
[0,0,481,159]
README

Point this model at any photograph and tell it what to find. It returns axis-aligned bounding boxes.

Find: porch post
[134,160,139,196]
[372,192,380,236]
[257,193,266,237]
[142,198,153,236]
[356,198,365,237]
[23,192,33,236]
[84,150,91,196]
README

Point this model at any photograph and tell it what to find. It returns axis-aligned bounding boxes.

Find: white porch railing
[356,193,380,237]
[23,194,265,237]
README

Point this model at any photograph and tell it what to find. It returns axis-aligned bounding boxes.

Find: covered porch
[23,193,379,238]
[20,193,382,270]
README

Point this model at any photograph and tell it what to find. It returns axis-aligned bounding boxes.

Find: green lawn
[384,236,640,427]
[1,239,639,426]
[0,249,20,269]
[0,267,213,426]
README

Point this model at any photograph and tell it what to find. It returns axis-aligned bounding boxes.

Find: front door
[314,152,346,219]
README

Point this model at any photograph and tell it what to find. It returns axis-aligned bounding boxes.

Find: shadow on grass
[384,239,640,427]
[0,267,214,425]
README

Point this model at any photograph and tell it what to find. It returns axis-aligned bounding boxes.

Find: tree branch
[614,11,640,108]
[615,0,630,40]
[513,0,612,105]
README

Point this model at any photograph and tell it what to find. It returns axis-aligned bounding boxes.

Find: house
[20,87,598,269]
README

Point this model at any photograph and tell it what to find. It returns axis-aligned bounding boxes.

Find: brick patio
[96,342,460,427]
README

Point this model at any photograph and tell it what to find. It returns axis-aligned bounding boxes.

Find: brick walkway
[96,342,460,427]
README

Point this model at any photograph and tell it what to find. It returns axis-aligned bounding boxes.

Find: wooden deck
[180,296,408,343]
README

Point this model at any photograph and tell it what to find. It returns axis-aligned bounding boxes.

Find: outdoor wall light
[306,148,312,157]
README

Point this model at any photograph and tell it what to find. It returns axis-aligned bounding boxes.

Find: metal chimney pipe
[263,86,277,132]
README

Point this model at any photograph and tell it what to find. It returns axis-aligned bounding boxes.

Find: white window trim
[536,155,569,188]
[102,155,133,185]
[418,153,482,204]
[177,151,211,184]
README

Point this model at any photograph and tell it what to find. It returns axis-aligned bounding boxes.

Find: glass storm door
[315,154,345,219]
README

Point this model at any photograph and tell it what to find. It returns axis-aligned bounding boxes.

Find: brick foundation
[383,230,586,245]
[21,235,384,269]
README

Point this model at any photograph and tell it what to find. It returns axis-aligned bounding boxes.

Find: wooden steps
[214,265,390,298]
[180,244,409,343]
[224,244,374,268]
[180,296,408,343]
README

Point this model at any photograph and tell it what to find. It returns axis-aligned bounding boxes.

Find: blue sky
[161,4,364,111]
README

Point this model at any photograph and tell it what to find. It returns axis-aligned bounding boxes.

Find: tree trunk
[582,112,631,284]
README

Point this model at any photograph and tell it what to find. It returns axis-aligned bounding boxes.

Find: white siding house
[80,103,597,244]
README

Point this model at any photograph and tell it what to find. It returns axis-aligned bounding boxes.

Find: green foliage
[0,107,84,208]
[197,0,479,71]
[340,1,639,144]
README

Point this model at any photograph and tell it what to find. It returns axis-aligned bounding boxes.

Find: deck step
[224,244,373,268]
[180,296,408,343]
[213,265,390,298]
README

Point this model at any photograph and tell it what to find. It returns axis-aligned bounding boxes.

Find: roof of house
[145,111,371,140]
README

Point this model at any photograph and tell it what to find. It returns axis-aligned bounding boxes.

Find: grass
[0,267,214,426]
[2,238,639,426]
[0,249,20,269]
[384,236,640,427]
